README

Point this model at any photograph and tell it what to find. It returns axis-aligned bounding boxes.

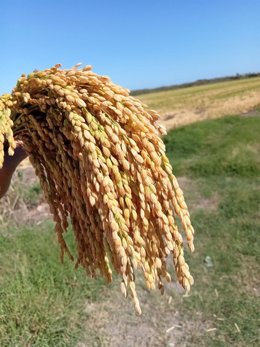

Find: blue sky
[1,0,259,94]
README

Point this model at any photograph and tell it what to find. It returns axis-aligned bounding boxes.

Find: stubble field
[138,76,260,128]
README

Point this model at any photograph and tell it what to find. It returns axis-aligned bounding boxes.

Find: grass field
[137,77,260,129]
[0,223,106,347]
[0,113,259,346]
[164,115,260,346]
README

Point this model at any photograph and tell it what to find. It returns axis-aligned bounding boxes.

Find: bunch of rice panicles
[0,64,195,314]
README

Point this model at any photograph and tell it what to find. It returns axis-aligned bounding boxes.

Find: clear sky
[1,0,259,94]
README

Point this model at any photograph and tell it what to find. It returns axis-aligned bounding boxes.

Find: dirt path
[80,278,196,347]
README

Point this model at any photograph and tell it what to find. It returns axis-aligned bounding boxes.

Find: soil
[79,277,210,347]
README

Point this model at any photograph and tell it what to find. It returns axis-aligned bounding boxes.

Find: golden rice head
[2,64,195,314]
[0,94,16,167]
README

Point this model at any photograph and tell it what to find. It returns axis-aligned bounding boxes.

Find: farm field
[137,76,260,129]
[0,79,259,346]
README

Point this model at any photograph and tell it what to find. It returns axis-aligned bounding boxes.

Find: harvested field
[137,77,260,129]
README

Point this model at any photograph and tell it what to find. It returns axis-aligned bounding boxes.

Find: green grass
[165,115,260,177]
[165,115,260,346]
[0,223,106,347]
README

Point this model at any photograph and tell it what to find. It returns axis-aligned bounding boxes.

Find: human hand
[0,142,28,199]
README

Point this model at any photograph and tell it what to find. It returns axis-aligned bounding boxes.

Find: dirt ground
[81,281,190,347]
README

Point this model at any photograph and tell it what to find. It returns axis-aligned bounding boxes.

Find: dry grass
[0,166,49,227]
[137,77,260,129]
